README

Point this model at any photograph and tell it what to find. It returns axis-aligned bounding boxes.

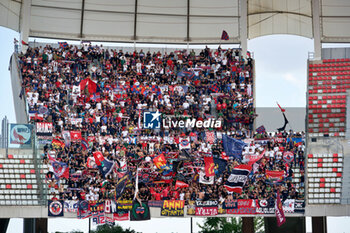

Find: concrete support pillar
[20,0,32,53]
[23,218,35,233]
[0,219,10,233]
[312,0,322,60]
[239,0,248,59]
[242,217,254,233]
[35,218,48,233]
[264,217,305,233]
[312,217,327,233]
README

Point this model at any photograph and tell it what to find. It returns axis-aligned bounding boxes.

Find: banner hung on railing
[9,124,33,147]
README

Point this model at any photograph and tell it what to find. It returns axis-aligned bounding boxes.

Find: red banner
[275,190,286,226]
[266,170,285,181]
[195,207,218,216]
[70,131,82,141]
[204,155,215,177]
[226,199,257,215]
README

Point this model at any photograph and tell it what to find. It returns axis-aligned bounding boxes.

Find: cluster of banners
[49,199,304,223]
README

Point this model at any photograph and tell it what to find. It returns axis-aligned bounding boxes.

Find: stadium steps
[0,149,46,205]
[341,156,350,204]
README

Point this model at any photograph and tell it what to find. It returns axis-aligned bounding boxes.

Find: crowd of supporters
[18,42,304,205]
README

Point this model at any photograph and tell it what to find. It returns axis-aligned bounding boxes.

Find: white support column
[20,0,32,53]
[239,0,248,60]
[312,0,322,60]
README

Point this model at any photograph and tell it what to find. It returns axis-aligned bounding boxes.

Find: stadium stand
[0,42,306,218]
[307,58,350,137]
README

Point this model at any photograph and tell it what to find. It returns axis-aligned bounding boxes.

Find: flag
[62,131,71,147]
[277,102,285,112]
[77,200,91,219]
[51,161,69,179]
[266,170,285,182]
[277,113,289,132]
[209,83,220,93]
[79,78,100,94]
[224,164,251,193]
[204,154,215,177]
[93,151,114,178]
[81,138,89,150]
[113,210,129,221]
[70,131,82,142]
[48,200,64,217]
[221,30,229,40]
[58,42,68,48]
[130,201,150,221]
[21,40,29,46]
[52,139,65,149]
[90,93,101,102]
[177,70,196,80]
[205,131,216,144]
[175,180,189,189]
[87,157,97,169]
[179,137,191,150]
[222,134,247,159]
[283,151,294,163]
[153,154,167,169]
[275,190,286,227]
[178,149,193,161]
[199,170,214,185]
[115,173,129,199]
[256,125,266,134]
[213,158,227,176]
[242,149,265,166]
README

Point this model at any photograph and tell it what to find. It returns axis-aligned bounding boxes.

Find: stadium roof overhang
[1,0,350,46]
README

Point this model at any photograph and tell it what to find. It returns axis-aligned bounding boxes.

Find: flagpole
[88,218,91,233]
[190,217,193,233]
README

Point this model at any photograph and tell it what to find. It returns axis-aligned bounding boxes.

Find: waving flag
[70,131,82,142]
[222,135,247,159]
[205,131,216,144]
[81,138,89,150]
[175,180,189,189]
[221,30,229,40]
[224,164,251,193]
[204,154,215,177]
[177,70,196,80]
[256,125,266,134]
[242,149,265,166]
[52,161,69,179]
[52,139,65,149]
[80,78,101,94]
[275,190,286,227]
[209,83,220,93]
[266,170,285,182]
[58,42,68,48]
[179,137,191,150]
[276,102,289,131]
[115,173,129,199]
[93,151,114,178]
[213,158,227,176]
[153,154,167,169]
[87,157,97,169]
